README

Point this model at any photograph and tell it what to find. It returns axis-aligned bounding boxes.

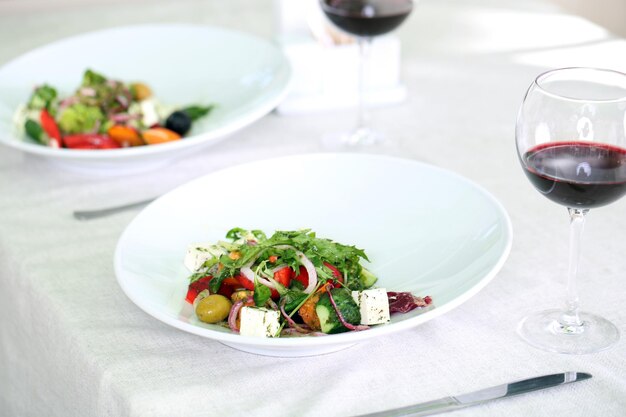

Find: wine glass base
[321,127,385,149]
[517,309,620,354]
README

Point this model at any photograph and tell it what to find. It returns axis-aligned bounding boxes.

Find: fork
[73,198,154,220]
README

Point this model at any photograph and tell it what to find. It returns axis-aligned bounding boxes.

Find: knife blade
[353,372,591,417]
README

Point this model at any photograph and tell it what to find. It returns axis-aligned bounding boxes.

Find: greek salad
[13,69,213,149]
[184,228,432,337]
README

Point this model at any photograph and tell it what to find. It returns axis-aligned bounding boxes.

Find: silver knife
[354,372,591,417]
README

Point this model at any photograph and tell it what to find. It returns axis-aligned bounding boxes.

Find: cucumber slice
[315,289,361,334]
[359,267,378,289]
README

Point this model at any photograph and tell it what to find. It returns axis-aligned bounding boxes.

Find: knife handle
[353,397,462,417]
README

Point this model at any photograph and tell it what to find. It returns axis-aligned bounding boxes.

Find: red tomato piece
[323,262,343,282]
[185,276,244,304]
[273,267,293,287]
[235,274,255,291]
[63,134,121,150]
[222,277,240,287]
[217,285,235,298]
[215,276,243,298]
[40,110,62,147]
[293,266,309,288]
[185,276,211,304]
[272,267,294,299]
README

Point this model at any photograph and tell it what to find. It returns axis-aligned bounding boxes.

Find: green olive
[195,294,232,324]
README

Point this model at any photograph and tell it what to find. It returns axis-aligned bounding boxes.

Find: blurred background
[0,0,624,37]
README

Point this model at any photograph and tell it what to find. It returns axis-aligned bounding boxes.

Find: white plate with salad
[114,153,512,357]
[0,24,291,173]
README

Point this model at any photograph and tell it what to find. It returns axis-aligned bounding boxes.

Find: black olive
[165,111,192,136]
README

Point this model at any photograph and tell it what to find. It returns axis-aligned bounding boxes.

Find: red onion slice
[110,113,141,123]
[240,263,275,289]
[240,245,317,293]
[59,96,79,111]
[228,300,244,332]
[279,298,311,333]
[79,87,96,97]
[116,94,129,109]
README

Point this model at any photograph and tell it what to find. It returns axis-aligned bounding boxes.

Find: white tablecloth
[1,1,626,416]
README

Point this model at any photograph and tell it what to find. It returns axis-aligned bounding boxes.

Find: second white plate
[0,24,291,174]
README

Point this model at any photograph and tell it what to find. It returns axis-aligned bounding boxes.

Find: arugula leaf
[203,227,375,293]
[261,229,370,283]
[225,227,247,240]
[208,254,235,292]
[281,290,308,314]
[253,276,271,307]
[200,256,220,272]
[188,271,208,284]
[82,69,107,86]
[289,279,305,291]
[225,228,267,242]
[27,85,57,111]
[208,275,224,293]
[182,105,214,121]
[251,230,267,241]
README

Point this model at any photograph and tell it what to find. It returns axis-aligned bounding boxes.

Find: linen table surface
[1,0,625,416]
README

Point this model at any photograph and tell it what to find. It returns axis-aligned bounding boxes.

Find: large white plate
[0,24,291,174]
[114,153,512,356]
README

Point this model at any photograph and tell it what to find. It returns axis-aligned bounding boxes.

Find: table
[1,1,625,416]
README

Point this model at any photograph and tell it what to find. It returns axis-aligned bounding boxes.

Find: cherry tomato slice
[63,134,121,149]
[39,110,62,147]
[273,267,293,287]
[323,262,343,282]
[293,266,309,288]
[185,276,211,304]
[186,276,243,304]
[216,277,242,298]
[236,274,255,291]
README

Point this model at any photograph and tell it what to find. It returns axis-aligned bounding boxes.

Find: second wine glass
[320,0,413,147]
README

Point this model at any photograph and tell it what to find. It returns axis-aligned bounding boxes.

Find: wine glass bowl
[320,0,413,147]
[516,67,626,354]
[321,0,413,37]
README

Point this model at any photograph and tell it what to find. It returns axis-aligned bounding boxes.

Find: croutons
[298,292,321,331]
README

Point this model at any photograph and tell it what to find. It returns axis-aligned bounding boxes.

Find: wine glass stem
[560,207,588,332]
[356,37,372,133]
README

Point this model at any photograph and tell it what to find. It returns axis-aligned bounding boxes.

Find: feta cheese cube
[351,288,390,325]
[140,98,159,127]
[184,243,226,272]
[239,307,281,338]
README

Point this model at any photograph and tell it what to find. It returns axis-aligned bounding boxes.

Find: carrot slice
[108,125,144,147]
[142,127,181,145]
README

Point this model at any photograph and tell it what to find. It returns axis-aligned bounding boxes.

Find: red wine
[322,0,412,37]
[522,141,626,209]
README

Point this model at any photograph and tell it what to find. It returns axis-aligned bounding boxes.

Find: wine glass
[320,0,413,147]
[516,67,626,354]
